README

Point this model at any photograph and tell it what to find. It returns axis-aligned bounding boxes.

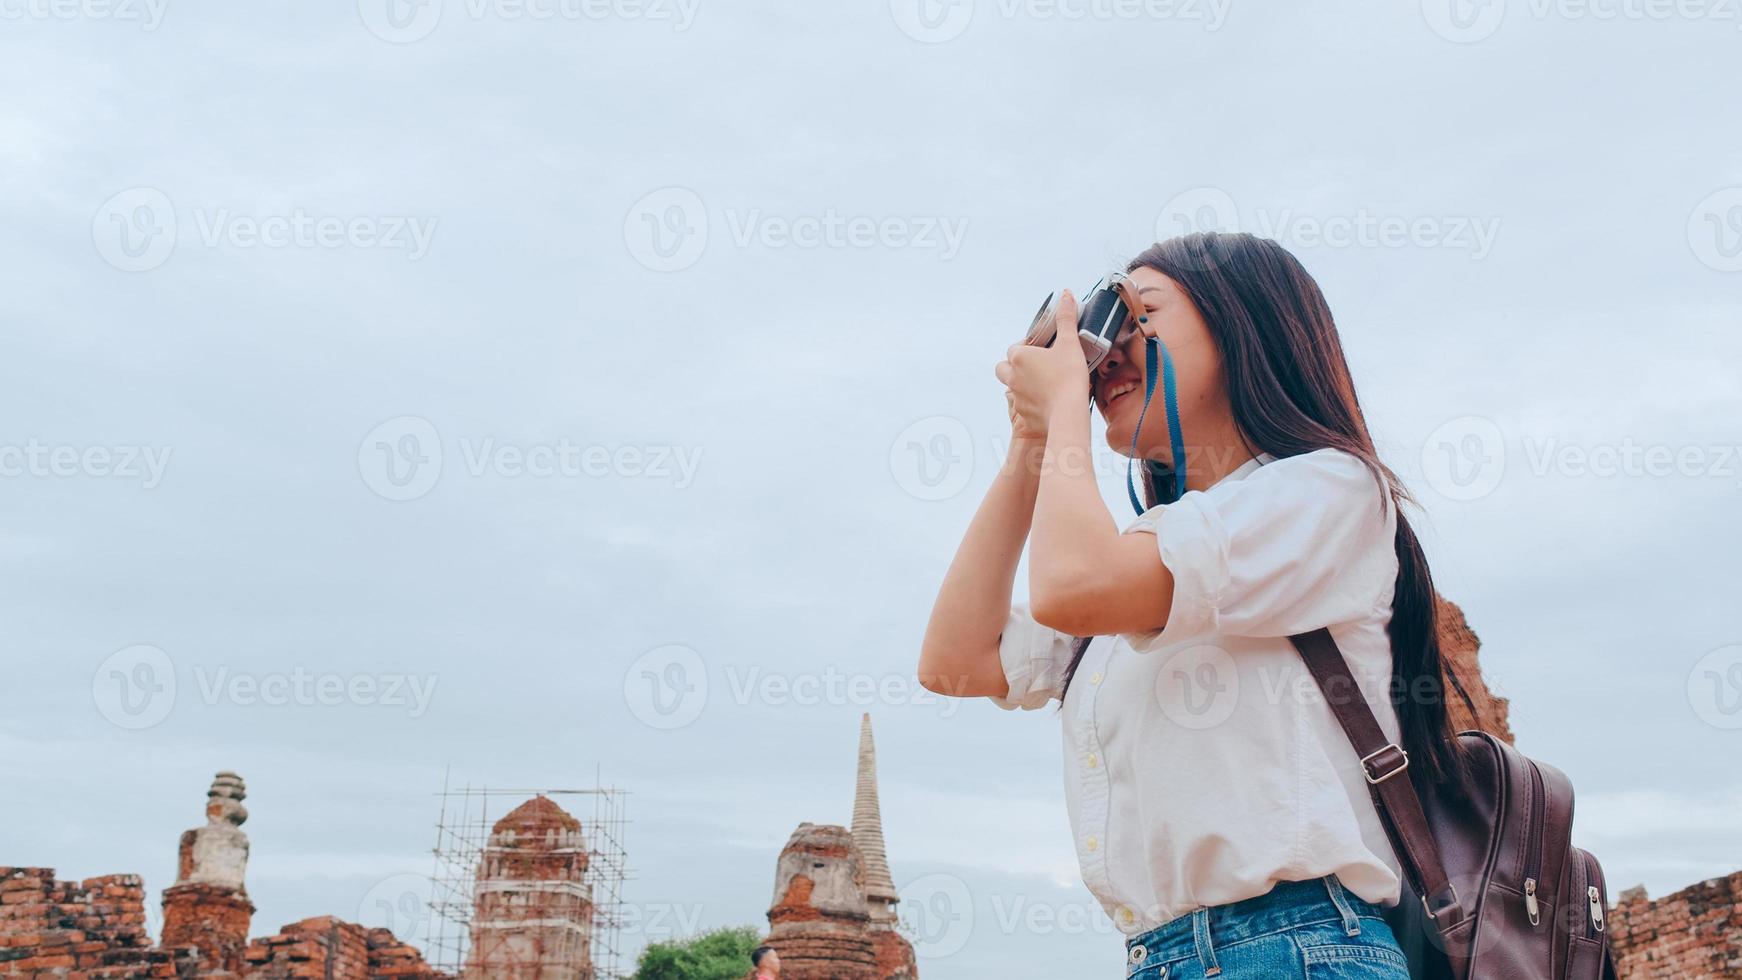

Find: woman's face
[1091,266,1228,463]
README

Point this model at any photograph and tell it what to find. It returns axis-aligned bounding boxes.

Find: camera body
[1022,271,1144,372]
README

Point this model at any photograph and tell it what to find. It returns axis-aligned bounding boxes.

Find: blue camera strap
[1124,336,1188,515]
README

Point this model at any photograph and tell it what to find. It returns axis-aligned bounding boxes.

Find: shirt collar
[1206,451,1273,491]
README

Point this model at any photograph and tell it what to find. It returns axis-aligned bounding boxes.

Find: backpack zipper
[1522,761,1546,926]
[1564,848,1588,967]
[1584,851,1606,936]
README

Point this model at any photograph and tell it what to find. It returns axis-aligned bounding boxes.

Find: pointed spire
[852,713,899,917]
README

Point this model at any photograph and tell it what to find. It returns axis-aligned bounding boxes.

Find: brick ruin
[463,796,593,980]
[763,714,918,980]
[1609,872,1742,978]
[159,772,253,976]
[0,771,611,980]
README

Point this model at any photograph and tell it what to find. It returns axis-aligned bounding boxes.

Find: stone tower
[852,714,917,980]
[765,823,878,980]
[1437,597,1514,742]
[159,771,254,976]
[465,795,593,980]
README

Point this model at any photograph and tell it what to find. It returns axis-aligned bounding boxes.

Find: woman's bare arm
[917,435,1047,698]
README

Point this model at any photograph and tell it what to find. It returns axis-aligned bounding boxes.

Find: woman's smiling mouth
[1102,379,1141,407]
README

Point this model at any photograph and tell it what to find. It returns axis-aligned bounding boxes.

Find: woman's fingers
[1054,288,1079,335]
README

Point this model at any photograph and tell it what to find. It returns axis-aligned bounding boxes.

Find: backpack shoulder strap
[1289,627,1466,929]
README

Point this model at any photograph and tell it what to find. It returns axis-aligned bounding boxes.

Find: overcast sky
[2,1,1739,977]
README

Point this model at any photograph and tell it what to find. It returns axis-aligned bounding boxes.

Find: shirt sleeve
[1121,449,1398,647]
[986,602,1078,710]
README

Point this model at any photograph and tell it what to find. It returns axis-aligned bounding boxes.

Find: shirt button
[1085,753,1099,770]
[1086,836,1099,852]
[1089,671,1103,685]
[1119,907,1135,926]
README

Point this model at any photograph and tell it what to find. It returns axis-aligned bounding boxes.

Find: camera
[1021,271,1145,372]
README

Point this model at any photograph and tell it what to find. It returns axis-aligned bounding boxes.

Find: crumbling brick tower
[851,715,917,980]
[161,771,255,975]
[765,823,879,980]
[463,796,593,980]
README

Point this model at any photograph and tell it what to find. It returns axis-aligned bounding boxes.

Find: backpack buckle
[1422,883,1463,925]
[1359,743,1410,784]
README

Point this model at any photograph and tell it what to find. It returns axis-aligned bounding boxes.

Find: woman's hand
[996,289,1091,437]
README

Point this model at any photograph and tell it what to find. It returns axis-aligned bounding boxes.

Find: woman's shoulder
[1232,447,1389,502]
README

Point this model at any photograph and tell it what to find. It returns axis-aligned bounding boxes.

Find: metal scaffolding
[428,771,630,980]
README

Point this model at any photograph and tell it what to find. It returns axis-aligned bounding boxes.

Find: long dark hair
[1058,231,1472,787]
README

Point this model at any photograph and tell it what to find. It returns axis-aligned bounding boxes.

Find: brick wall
[0,868,194,979]
[1608,871,1742,979]
[241,916,448,980]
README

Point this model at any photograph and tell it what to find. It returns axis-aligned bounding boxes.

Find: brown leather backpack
[1289,629,1620,979]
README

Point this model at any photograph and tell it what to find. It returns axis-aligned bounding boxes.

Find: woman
[917,232,1466,978]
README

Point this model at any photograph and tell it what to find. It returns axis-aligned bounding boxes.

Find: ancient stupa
[160,771,255,975]
[465,795,593,980]
[853,715,917,980]
[765,714,917,980]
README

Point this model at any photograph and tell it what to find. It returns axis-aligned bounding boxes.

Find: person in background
[750,945,779,980]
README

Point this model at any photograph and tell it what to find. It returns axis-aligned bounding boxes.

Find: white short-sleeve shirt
[992,448,1406,936]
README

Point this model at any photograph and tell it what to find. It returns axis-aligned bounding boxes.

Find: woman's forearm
[918,436,1048,697]
[1031,399,1121,601]
[1029,398,1174,637]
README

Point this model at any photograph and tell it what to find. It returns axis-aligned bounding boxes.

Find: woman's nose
[1098,341,1125,375]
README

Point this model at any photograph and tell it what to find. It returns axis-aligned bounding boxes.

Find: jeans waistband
[1123,876,1387,973]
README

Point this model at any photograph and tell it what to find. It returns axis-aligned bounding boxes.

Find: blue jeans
[1123,876,1410,979]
